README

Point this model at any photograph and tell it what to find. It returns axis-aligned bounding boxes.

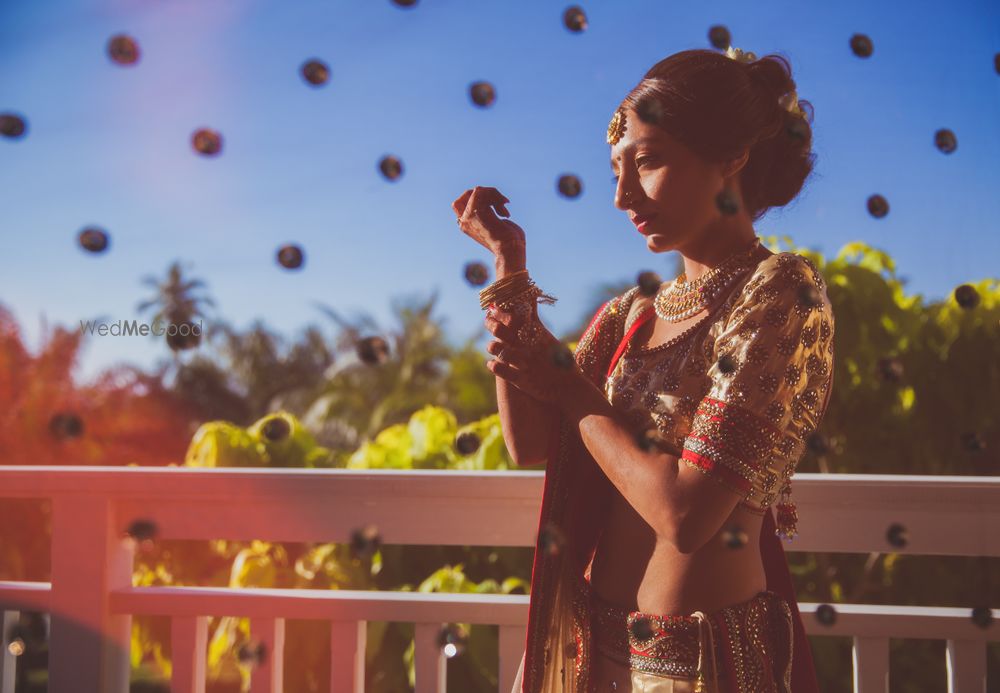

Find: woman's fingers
[484,313,519,342]
[486,339,526,365]
[454,186,510,221]
[451,189,473,217]
[487,358,554,404]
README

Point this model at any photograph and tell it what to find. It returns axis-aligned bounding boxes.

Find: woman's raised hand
[452,186,525,258]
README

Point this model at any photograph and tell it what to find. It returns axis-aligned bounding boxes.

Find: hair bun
[620,48,816,222]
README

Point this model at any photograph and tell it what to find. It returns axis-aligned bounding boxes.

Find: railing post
[946,639,986,693]
[498,625,524,693]
[49,496,133,693]
[171,615,208,693]
[413,622,446,693]
[852,636,889,693]
[250,616,286,693]
[329,620,366,693]
[1,610,18,693]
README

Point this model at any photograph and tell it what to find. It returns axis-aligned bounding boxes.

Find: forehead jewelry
[607,107,627,145]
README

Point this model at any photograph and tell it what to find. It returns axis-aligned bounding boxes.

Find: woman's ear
[721,149,750,179]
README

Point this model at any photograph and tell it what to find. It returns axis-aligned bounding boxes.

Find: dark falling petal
[166,322,201,352]
[350,524,382,560]
[301,59,330,86]
[261,416,291,441]
[125,518,158,542]
[469,81,496,107]
[866,194,888,218]
[49,412,84,440]
[953,284,980,309]
[885,522,908,549]
[815,603,837,626]
[463,261,489,286]
[379,155,404,181]
[78,227,110,253]
[850,33,873,58]
[237,641,268,665]
[563,6,587,33]
[934,128,957,154]
[108,34,140,65]
[629,616,655,640]
[708,25,731,50]
[277,244,305,269]
[557,174,582,199]
[971,606,993,629]
[0,113,27,139]
[636,271,661,297]
[357,336,391,365]
[455,430,481,455]
[192,128,223,156]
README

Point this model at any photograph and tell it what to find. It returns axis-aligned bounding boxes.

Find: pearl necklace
[654,237,762,323]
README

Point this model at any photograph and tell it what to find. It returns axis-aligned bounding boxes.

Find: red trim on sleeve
[680,445,753,494]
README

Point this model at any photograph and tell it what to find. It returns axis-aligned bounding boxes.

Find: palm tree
[136,261,216,353]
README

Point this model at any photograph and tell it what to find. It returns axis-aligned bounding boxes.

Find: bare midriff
[588,491,767,615]
[588,260,772,615]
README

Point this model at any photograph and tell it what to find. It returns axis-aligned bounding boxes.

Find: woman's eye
[636,156,653,167]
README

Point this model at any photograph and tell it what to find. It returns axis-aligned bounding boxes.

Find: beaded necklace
[654,237,762,323]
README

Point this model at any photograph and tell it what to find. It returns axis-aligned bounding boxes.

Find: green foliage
[346,405,513,471]
[184,411,338,468]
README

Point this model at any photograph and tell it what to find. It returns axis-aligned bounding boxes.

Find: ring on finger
[496,347,507,362]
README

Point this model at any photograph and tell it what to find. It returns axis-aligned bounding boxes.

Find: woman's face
[610,107,744,252]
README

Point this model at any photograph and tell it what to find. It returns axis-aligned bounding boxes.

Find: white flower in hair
[726,44,806,119]
[724,45,757,64]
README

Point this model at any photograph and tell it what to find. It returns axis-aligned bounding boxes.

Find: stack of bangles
[479,269,558,351]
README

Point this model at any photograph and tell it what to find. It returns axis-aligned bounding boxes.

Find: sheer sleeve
[573,286,642,387]
[679,253,835,537]
[541,287,643,464]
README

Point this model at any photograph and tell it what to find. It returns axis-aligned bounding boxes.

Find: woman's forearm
[560,373,681,541]
[492,250,555,466]
[496,368,555,466]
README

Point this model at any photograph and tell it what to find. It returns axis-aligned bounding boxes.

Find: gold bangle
[479,270,529,303]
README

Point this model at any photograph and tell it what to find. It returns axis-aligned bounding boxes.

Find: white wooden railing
[0,467,997,693]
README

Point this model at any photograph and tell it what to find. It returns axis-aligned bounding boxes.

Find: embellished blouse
[573,251,835,522]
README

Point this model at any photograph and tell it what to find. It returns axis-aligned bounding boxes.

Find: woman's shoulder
[746,250,827,292]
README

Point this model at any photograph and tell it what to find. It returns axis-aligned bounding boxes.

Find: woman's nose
[615,185,637,210]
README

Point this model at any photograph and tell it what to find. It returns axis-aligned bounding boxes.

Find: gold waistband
[588,587,784,686]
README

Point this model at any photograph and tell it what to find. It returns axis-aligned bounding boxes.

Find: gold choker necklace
[654,238,762,323]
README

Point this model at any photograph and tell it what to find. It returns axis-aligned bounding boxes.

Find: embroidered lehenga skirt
[586,578,795,692]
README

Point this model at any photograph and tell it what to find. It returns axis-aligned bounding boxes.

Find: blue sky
[2,0,998,383]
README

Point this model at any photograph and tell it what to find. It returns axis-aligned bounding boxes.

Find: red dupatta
[519,298,820,693]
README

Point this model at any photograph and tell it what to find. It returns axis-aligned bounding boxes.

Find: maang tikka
[607,107,626,145]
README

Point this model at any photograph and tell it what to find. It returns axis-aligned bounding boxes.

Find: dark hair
[620,49,815,222]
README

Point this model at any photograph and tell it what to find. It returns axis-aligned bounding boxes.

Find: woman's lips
[633,213,658,233]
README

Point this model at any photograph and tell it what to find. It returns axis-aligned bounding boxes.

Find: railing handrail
[1,467,997,556]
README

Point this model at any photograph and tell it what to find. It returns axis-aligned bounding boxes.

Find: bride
[454,46,832,693]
